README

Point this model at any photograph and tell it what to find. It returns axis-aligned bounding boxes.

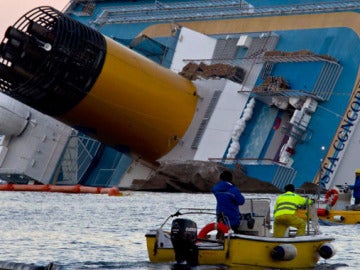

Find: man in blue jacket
[349,169,360,205]
[212,170,245,233]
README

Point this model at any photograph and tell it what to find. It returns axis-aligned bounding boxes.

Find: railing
[209,157,286,166]
[208,157,295,190]
[59,133,102,184]
[90,1,360,25]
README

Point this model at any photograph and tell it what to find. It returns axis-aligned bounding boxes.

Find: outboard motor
[170,218,198,266]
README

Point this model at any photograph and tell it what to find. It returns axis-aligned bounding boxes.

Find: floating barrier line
[0,183,122,196]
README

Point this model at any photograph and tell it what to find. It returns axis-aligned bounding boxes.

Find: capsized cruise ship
[0,0,360,190]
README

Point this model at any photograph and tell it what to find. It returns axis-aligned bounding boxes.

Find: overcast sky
[0,0,68,40]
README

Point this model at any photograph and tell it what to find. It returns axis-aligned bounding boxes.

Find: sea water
[0,191,357,269]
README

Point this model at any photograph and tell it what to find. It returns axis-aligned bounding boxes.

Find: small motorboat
[145,198,336,268]
[297,184,360,225]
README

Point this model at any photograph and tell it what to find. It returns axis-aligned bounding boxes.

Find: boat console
[238,198,272,237]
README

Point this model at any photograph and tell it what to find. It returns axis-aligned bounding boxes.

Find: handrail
[91,1,360,25]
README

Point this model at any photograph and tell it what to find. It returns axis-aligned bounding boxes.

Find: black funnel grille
[0,6,106,116]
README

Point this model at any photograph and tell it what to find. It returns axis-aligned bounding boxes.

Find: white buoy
[333,215,345,222]
[271,244,297,261]
[319,243,336,259]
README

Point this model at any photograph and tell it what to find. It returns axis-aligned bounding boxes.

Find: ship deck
[65,1,360,188]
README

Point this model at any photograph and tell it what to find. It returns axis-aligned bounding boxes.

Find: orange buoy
[107,186,122,196]
[317,208,329,216]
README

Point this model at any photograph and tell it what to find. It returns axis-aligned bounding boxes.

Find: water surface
[0,191,356,269]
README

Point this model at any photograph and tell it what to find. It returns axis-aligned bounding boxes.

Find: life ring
[197,222,229,239]
[325,189,339,207]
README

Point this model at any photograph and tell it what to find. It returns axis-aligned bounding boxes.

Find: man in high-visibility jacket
[273,184,311,237]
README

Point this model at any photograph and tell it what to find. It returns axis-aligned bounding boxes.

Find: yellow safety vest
[273,191,308,218]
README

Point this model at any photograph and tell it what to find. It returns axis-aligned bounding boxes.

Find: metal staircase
[191,90,222,149]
